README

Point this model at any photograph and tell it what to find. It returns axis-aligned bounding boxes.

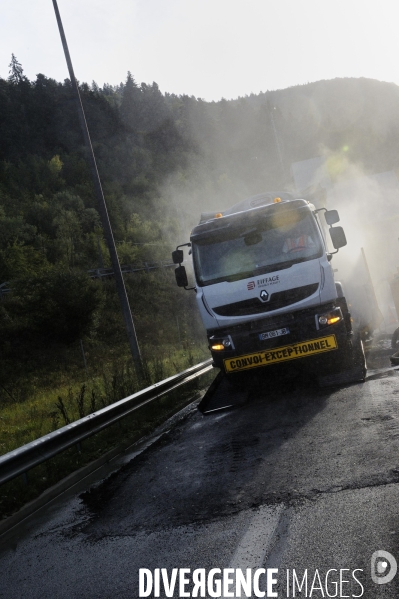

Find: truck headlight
[316,307,342,329]
[209,335,234,351]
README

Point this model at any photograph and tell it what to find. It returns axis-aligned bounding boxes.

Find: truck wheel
[391,327,399,349]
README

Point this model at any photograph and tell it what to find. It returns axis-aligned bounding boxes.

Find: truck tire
[390,351,399,365]
[391,327,399,349]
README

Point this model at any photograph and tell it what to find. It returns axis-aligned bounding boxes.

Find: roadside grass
[0,344,209,456]
[0,344,214,520]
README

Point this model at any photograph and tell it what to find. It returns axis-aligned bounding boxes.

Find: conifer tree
[120,71,141,130]
[8,54,25,84]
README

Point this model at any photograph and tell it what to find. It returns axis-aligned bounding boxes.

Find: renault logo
[260,289,269,302]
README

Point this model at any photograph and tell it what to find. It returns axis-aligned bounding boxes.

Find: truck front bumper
[208,301,352,374]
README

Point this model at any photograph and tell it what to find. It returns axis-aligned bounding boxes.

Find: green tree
[120,71,141,130]
[10,270,103,344]
[8,54,25,84]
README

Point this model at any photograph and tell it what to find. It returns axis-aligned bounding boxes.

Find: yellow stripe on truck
[224,335,338,373]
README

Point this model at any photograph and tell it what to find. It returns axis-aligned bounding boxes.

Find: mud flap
[317,365,366,387]
[198,371,250,414]
[318,336,366,387]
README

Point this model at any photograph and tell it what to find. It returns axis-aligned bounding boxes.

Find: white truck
[172,191,366,386]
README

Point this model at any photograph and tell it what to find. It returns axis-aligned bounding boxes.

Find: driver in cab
[282,220,316,254]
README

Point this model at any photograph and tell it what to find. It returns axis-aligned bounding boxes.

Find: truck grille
[212,283,319,317]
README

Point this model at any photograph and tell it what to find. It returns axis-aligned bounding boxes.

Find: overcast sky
[2,0,398,101]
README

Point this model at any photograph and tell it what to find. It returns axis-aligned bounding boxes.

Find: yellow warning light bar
[215,213,223,218]
[273,197,282,203]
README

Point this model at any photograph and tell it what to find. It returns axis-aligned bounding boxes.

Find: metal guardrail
[0,282,10,298]
[0,359,213,486]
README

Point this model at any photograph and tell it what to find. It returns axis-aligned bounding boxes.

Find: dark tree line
[2,54,399,394]
[0,56,203,392]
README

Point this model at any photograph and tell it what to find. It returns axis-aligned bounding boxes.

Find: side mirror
[330,226,347,250]
[175,265,188,288]
[172,249,184,264]
[325,210,340,226]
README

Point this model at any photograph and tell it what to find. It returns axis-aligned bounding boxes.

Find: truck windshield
[192,211,323,286]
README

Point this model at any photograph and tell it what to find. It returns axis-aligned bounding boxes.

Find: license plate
[224,334,338,373]
[259,327,290,341]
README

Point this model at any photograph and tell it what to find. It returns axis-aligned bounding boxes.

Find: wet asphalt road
[2,347,399,598]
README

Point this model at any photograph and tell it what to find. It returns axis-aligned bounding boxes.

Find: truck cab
[173,192,365,385]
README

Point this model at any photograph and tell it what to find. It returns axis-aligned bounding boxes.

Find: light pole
[51,0,143,377]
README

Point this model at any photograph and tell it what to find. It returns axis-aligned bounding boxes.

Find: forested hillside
[0,56,204,398]
[2,53,399,402]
